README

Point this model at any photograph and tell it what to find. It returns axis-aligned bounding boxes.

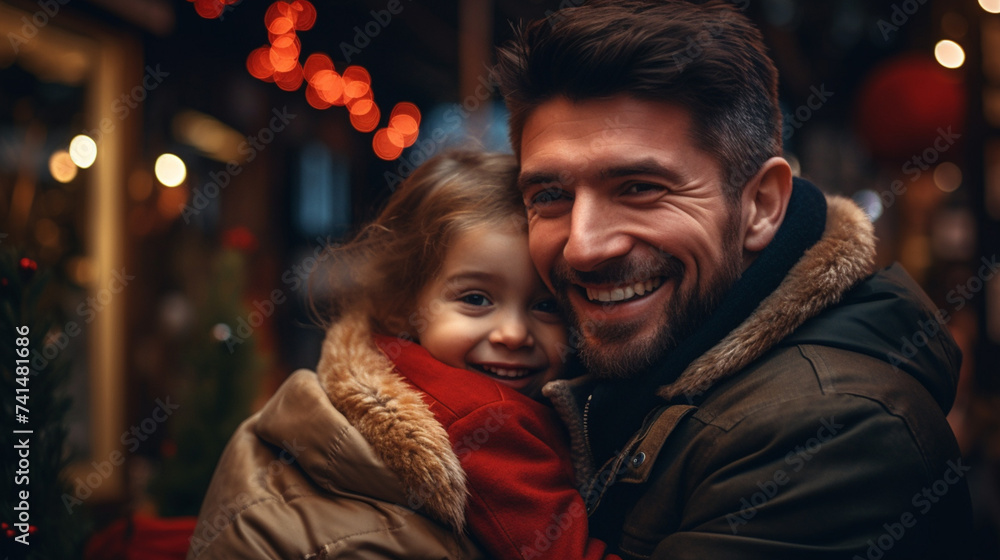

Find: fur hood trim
[658,195,876,401]
[316,315,468,532]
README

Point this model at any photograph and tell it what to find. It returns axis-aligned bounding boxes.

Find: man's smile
[582,276,664,303]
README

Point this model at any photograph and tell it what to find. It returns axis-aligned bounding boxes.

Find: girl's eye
[460,294,491,306]
[532,298,559,314]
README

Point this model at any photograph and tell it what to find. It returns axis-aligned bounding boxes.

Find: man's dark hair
[493,0,782,198]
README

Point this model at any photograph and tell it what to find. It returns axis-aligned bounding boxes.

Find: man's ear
[741,157,793,253]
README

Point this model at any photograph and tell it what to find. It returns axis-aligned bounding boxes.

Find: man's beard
[553,225,743,379]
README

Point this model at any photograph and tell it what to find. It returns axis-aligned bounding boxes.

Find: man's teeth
[480,365,532,379]
[586,278,663,303]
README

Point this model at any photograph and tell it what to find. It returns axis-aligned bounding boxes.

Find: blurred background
[0,0,998,557]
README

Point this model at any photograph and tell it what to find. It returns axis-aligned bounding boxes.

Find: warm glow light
[35,218,60,247]
[343,81,371,101]
[350,102,381,133]
[173,110,247,163]
[193,0,224,19]
[312,70,345,104]
[290,0,317,30]
[69,135,97,168]
[390,102,421,124]
[247,47,276,80]
[157,184,189,219]
[349,98,375,116]
[305,84,333,109]
[49,150,78,183]
[67,256,95,285]
[303,53,334,81]
[265,2,290,27]
[373,128,404,160]
[933,162,963,192]
[274,63,304,91]
[342,66,371,89]
[935,40,965,69]
[270,35,301,72]
[342,65,370,81]
[389,102,421,146]
[981,0,1000,14]
[268,16,294,35]
[155,154,187,187]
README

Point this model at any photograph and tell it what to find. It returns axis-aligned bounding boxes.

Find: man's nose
[562,192,632,272]
[488,312,535,350]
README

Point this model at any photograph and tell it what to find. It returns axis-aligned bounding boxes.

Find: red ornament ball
[855,55,965,162]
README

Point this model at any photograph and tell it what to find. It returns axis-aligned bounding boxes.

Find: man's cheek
[528,239,558,291]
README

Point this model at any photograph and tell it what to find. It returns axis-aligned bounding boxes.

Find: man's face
[518,95,747,378]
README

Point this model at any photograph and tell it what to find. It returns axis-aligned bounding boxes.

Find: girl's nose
[488,314,535,350]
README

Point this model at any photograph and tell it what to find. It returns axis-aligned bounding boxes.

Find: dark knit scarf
[586,177,828,465]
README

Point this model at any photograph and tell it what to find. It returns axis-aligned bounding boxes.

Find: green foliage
[150,249,264,517]
[0,250,89,558]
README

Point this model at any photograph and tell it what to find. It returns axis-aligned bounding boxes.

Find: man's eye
[626,182,664,194]
[460,294,491,306]
[530,187,567,206]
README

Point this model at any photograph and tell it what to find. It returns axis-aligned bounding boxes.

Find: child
[189,150,615,559]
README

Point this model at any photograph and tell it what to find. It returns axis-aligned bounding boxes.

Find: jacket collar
[315,314,468,532]
[660,194,875,401]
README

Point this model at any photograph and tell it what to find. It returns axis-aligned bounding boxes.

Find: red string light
[195,0,423,160]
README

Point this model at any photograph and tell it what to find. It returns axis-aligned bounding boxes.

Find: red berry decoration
[18,257,38,281]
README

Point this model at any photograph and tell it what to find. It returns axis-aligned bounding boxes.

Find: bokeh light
[933,162,963,193]
[66,256,94,285]
[157,184,189,219]
[274,63,304,91]
[350,101,381,133]
[373,128,404,160]
[48,150,78,183]
[305,84,334,109]
[34,218,60,248]
[981,0,1000,14]
[389,102,421,147]
[312,70,345,104]
[155,153,187,187]
[212,323,232,342]
[934,40,965,69]
[289,0,316,30]
[853,189,884,222]
[303,53,334,80]
[69,135,97,168]
[192,0,225,19]
[247,47,276,80]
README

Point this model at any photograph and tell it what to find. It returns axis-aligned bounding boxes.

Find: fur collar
[658,195,875,401]
[316,315,468,532]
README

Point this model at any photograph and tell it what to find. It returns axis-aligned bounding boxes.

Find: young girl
[189,150,615,559]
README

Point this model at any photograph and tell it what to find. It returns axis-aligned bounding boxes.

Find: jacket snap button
[631,452,646,468]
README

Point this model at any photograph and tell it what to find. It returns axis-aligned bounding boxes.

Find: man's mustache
[550,251,684,289]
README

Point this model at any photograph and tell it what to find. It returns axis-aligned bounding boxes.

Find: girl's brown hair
[313,150,523,338]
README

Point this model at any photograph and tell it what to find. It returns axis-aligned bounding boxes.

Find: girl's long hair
[311,150,523,339]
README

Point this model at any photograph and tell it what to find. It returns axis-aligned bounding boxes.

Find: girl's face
[414,224,568,399]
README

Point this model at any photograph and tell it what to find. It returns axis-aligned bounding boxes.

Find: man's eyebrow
[600,159,686,185]
[518,159,687,192]
[517,171,561,193]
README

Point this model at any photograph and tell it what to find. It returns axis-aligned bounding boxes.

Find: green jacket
[544,196,972,559]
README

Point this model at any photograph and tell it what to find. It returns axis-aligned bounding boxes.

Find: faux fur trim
[542,378,596,491]
[316,314,468,532]
[658,195,876,401]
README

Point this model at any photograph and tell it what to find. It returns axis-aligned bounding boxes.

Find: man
[493,1,973,558]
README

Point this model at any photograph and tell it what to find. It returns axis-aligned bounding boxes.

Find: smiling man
[494,1,973,558]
